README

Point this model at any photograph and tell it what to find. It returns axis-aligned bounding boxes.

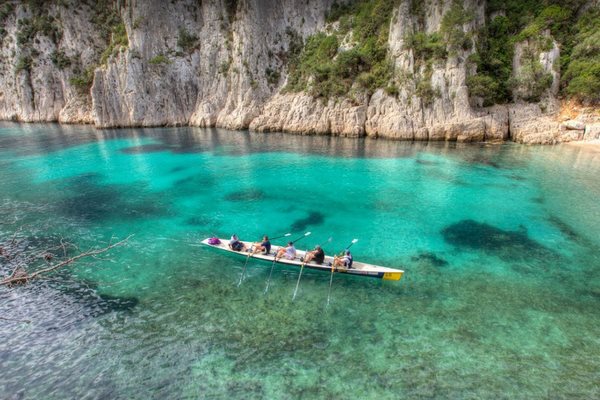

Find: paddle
[318,237,333,248]
[264,232,311,293]
[327,239,358,306]
[291,231,311,244]
[270,233,292,241]
[238,233,290,287]
[291,233,327,301]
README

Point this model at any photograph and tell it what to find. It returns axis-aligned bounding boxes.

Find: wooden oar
[291,233,325,301]
[327,239,358,306]
[270,233,292,241]
[263,232,309,293]
[238,232,290,287]
[292,237,332,301]
[291,231,311,244]
[292,248,310,301]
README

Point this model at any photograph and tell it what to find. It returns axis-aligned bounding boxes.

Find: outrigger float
[201,238,404,281]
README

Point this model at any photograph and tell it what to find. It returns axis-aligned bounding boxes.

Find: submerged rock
[441,219,554,261]
[411,252,449,267]
[290,211,325,232]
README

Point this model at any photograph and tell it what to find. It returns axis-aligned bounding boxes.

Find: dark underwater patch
[415,159,438,166]
[224,189,265,202]
[185,215,220,227]
[547,215,582,243]
[52,278,138,316]
[173,174,214,189]
[532,197,545,204]
[508,174,526,181]
[55,174,168,222]
[463,154,503,169]
[120,144,174,154]
[411,252,449,267]
[290,211,325,232]
[441,219,553,261]
[170,166,187,173]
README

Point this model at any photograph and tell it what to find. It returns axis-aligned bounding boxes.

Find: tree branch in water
[0,235,133,286]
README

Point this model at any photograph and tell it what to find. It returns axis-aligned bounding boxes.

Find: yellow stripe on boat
[383,272,403,281]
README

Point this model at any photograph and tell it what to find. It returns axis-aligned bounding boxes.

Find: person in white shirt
[275,241,296,261]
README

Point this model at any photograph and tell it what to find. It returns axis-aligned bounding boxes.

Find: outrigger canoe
[201,238,404,281]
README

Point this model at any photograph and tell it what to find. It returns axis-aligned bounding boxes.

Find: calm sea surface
[0,123,599,399]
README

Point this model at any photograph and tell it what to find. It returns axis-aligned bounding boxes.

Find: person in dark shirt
[303,245,325,264]
[333,250,353,270]
[251,235,271,255]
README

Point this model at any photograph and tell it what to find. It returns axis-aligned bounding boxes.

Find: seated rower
[228,234,246,252]
[275,241,296,261]
[250,235,271,255]
[303,245,325,264]
[333,250,353,270]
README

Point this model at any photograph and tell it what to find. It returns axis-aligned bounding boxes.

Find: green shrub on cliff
[467,0,597,105]
[15,55,32,73]
[100,21,128,64]
[509,48,553,103]
[285,0,397,99]
[177,28,198,53]
[466,75,500,106]
[149,54,170,65]
[515,5,573,43]
[51,50,71,69]
[404,32,446,63]
[91,1,122,41]
[91,1,128,65]
[563,9,600,104]
[467,15,513,105]
[440,0,475,54]
[17,15,61,45]
[69,67,95,92]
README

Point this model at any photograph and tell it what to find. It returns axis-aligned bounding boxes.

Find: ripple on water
[2,125,600,399]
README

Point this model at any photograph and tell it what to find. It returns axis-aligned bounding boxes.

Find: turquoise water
[1,123,599,399]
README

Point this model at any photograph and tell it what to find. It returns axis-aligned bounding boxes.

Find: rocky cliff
[0,0,598,143]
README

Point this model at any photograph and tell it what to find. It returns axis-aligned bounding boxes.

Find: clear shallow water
[1,123,599,399]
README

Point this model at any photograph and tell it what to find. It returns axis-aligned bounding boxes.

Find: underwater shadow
[441,219,555,261]
[290,211,325,232]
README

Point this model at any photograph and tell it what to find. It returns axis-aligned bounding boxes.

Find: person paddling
[333,250,353,270]
[250,235,271,255]
[275,241,296,261]
[228,234,246,252]
[303,245,325,264]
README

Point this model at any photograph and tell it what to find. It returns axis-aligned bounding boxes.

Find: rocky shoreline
[0,0,597,144]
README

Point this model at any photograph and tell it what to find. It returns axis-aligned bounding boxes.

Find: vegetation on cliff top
[285,0,398,99]
[285,0,598,106]
[563,8,600,103]
[469,0,599,105]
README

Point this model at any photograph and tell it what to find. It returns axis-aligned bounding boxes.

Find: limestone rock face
[584,124,600,141]
[564,120,586,130]
[0,0,596,144]
[0,2,102,123]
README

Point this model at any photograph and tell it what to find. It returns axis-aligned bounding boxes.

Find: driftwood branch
[0,235,133,286]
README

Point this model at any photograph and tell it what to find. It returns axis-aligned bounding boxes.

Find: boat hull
[201,238,404,281]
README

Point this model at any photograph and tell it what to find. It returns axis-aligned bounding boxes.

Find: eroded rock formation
[0,0,598,143]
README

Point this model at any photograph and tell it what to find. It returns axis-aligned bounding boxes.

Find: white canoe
[201,238,404,281]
